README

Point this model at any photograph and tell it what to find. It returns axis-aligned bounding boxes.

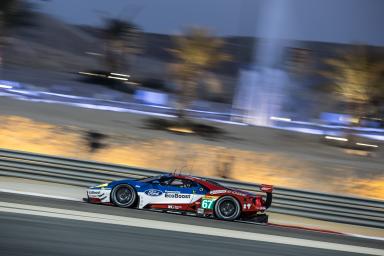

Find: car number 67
[201,199,214,209]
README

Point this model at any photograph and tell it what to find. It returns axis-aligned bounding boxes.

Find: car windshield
[137,175,163,183]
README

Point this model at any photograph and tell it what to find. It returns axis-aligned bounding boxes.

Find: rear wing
[260,184,273,193]
[260,184,273,209]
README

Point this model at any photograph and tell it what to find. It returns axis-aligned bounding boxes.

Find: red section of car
[88,173,273,222]
[88,198,102,204]
[170,174,273,215]
[254,196,263,209]
[148,203,192,211]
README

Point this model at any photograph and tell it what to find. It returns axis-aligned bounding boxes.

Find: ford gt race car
[86,174,273,222]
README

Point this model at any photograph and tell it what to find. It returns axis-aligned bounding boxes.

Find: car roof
[163,173,226,189]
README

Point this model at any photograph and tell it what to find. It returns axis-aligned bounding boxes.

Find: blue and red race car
[86,173,273,222]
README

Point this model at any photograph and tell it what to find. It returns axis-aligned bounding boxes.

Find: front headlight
[95,183,109,188]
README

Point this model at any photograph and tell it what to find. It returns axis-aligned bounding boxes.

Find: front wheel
[111,184,137,208]
[214,196,241,221]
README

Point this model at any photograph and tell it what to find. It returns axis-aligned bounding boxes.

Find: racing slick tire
[111,184,137,208]
[214,196,241,221]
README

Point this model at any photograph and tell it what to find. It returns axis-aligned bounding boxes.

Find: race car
[86,173,273,222]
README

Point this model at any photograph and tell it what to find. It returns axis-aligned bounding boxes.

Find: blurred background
[0,0,383,199]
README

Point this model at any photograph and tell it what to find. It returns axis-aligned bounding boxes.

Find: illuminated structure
[233,0,383,126]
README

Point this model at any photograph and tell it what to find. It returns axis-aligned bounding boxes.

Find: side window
[169,178,184,187]
[158,176,173,186]
[169,179,198,188]
[183,180,198,188]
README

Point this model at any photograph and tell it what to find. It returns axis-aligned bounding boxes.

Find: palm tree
[0,0,18,26]
[169,28,230,118]
[0,0,19,54]
[321,45,384,120]
[0,0,37,67]
[103,18,141,72]
[0,0,36,37]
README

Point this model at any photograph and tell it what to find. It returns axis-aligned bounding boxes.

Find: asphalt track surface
[0,192,383,256]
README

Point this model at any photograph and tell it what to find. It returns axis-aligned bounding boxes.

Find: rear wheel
[214,196,241,221]
[111,184,137,208]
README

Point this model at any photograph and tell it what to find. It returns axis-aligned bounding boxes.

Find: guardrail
[0,148,383,228]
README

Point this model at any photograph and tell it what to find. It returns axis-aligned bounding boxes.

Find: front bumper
[86,187,112,203]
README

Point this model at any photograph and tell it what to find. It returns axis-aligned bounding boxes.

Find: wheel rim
[116,187,132,204]
[219,200,236,217]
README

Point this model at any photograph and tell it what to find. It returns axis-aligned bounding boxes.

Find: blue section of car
[107,176,208,195]
[144,189,163,196]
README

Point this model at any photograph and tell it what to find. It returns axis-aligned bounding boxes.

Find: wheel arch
[213,195,242,220]
[110,183,138,207]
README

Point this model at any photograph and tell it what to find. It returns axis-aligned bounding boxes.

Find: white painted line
[40,92,88,100]
[1,189,384,242]
[0,189,79,201]
[110,73,130,77]
[0,84,13,89]
[0,202,383,255]
[200,117,248,126]
[325,136,348,142]
[347,233,384,242]
[20,98,176,118]
[270,116,292,122]
[107,76,128,81]
[355,142,379,148]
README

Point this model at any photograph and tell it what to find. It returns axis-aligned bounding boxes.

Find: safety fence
[0,148,383,228]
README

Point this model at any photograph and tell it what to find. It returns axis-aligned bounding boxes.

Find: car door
[138,176,173,208]
[161,178,196,205]
[139,177,205,208]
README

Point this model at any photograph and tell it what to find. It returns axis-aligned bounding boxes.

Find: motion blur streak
[355,143,379,148]
[325,136,349,142]
[0,201,383,255]
[1,114,383,199]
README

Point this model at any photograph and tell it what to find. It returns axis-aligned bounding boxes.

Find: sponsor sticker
[88,190,101,195]
[167,205,182,210]
[231,191,247,197]
[201,196,218,209]
[209,190,227,195]
[144,189,163,197]
[164,191,191,199]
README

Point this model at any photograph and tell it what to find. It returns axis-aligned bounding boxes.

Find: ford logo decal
[145,189,163,197]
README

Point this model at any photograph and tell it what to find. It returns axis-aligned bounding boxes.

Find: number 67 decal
[201,197,218,209]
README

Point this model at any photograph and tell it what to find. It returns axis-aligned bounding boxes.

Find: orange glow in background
[0,115,383,200]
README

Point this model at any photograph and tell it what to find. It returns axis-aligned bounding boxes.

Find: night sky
[33,0,384,46]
